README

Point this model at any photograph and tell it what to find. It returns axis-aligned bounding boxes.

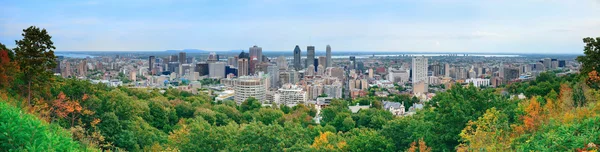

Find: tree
[0,49,19,90]
[407,138,432,152]
[576,37,600,79]
[240,97,261,112]
[458,108,510,152]
[13,26,57,105]
[255,108,283,125]
[310,132,348,151]
[346,128,394,152]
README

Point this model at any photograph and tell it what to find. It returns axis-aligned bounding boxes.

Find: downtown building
[273,84,307,107]
[233,76,268,105]
[412,56,428,94]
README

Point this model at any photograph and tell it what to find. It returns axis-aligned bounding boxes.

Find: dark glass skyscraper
[293,45,302,70]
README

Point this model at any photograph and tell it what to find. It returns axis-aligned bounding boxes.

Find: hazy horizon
[2,0,599,53]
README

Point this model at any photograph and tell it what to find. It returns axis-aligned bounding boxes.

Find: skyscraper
[149,56,155,75]
[318,56,326,67]
[277,56,288,70]
[209,62,226,78]
[293,45,302,70]
[412,56,428,93]
[349,56,356,69]
[326,45,332,68]
[179,52,186,64]
[306,46,315,69]
[238,58,249,76]
[249,45,263,62]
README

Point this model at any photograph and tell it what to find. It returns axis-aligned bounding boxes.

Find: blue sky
[1,0,599,53]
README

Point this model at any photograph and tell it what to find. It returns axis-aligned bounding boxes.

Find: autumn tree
[0,48,19,90]
[407,138,432,152]
[13,26,57,104]
[310,132,348,151]
[458,108,510,151]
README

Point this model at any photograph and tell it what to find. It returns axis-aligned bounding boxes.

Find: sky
[1,0,599,53]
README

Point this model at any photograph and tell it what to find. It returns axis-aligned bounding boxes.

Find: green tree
[240,97,262,112]
[13,26,57,104]
[576,37,600,76]
[255,108,284,125]
[346,128,395,152]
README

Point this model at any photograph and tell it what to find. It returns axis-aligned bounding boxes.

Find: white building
[466,78,490,87]
[274,84,307,106]
[234,76,267,104]
[388,68,410,84]
[412,56,428,87]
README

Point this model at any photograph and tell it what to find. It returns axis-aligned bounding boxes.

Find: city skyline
[1,1,599,53]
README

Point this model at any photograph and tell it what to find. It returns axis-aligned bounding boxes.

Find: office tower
[357,62,364,72]
[62,61,71,78]
[179,52,186,64]
[293,45,302,70]
[228,57,236,67]
[207,52,219,63]
[209,62,226,78]
[195,63,209,76]
[238,58,249,76]
[250,45,263,62]
[262,55,269,62]
[148,56,155,75]
[551,59,558,69]
[170,55,178,62]
[368,69,374,79]
[306,46,315,68]
[349,56,356,70]
[543,58,551,70]
[503,67,520,84]
[444,63,450,77]
[277,56,288,70]
[412,56,428,93]
[558,60,566,67]
[225,66,238,77]
[239,50,250,59]
[326,45,332,68]
[318,56,326,67]
[234,77,267,104]
[267,65,279,89]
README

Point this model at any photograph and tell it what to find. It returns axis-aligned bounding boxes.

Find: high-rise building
[543,58,552,70]
[169,55,177,63]
[267,65,279,89]
[179,52,187,64]
[149,56,155,75]
[293,45,302,70]
[306,46,315,68]
[349,56,356,69]
[195,63,209,76]
[239,50,249,59]
[368,69,374,79]
[207,52,219,63]
[444,63,450,77]
[277,56,287,70]
[326,45,332,68]
[228,57,236,67]
[412,56,428,93]
[318,56,326,67]
[558,60,566,68]
[234,76,267,104]
[503,67,520,84]
[209,62,226,78]
[238,58,249,76]
[250,45,263,63]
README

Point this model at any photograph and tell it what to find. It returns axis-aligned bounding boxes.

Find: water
[55,53,95,58]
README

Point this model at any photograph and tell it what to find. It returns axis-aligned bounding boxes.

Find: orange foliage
[51,92,90,127]
[588,70,600,84]
[523,98,542,132]
[407,138,432,152]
